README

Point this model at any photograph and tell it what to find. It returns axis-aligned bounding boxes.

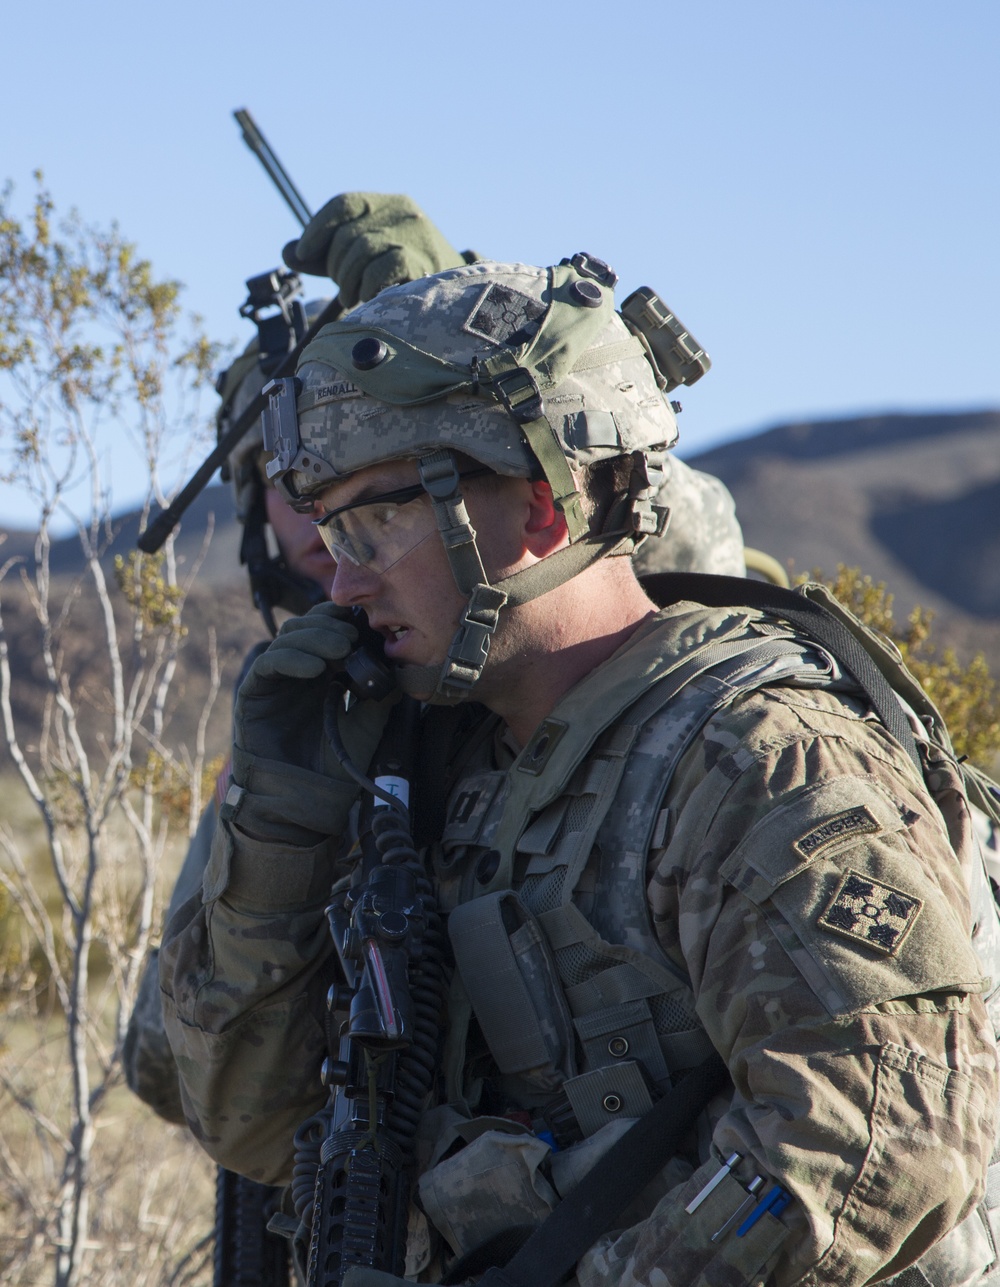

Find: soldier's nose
[329,554,379,608]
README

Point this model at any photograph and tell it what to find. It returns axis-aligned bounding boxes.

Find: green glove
[226,602,397,844]
[282,192,471,307]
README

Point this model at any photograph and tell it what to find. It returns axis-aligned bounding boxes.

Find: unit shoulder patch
[793,806,880,860]
[464,284,545,347]
[817,870,923,955]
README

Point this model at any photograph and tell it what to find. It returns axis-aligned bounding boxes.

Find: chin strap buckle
[437,583,509,700]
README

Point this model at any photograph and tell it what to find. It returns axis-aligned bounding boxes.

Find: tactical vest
[423,591,1000,1286]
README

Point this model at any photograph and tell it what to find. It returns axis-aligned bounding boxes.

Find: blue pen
[736,1185,791,1237]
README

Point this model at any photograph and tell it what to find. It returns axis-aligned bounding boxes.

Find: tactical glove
[226,602,397,844]
[282,192,473,308]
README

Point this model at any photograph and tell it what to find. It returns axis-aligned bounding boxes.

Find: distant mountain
[0,487,259,771]
[0,483,245,587]
[686,409,1000,669]
[1,408,997,773]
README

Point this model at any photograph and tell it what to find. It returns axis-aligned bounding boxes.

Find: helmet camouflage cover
[266,256,682,699]
[277,257,677,511]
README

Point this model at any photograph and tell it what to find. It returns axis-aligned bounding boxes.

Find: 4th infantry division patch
[817,871,923,955]
[463,283,546,347]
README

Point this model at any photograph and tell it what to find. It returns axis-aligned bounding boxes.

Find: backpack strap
[641,572,922,772]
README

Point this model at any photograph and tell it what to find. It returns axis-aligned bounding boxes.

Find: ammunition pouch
[418,1127,557,1260]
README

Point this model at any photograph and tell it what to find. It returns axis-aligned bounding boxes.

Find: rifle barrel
[234,108,313,228]
[137,296,343,554]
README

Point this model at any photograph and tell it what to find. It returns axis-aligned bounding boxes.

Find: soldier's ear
[523,480,568,555]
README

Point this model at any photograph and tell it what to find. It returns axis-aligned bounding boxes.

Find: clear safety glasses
[313,482,437,573]
[312,470,490,573]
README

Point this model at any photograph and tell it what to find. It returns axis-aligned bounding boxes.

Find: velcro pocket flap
[448,891,575,1078]
[718,777,906,897]
[563,1061,654,1138]
[516,799,569,857]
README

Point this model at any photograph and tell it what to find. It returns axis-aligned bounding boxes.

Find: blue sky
[1,0,997,530]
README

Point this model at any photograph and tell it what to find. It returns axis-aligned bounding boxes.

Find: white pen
[685,1151,742,1214]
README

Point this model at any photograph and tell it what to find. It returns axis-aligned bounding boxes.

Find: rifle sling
[445,1051,728,1287]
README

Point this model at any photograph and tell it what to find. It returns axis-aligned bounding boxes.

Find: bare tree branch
[0,172,221,1287]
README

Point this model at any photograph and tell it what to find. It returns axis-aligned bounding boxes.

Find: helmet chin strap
[395,451,506,705]
[396,451,657,705]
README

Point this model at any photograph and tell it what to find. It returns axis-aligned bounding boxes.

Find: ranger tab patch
[818,871,923,955]
[464,284,545,347]
[793,806,880,860]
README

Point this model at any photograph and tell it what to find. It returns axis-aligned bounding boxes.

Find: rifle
[138,109,339,556]
[214,1170,290,1287]
[291,693,446,1286]
[234,107,313,229]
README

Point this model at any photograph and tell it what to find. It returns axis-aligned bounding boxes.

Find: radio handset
[339,610,398,704]
[323,611,403,814]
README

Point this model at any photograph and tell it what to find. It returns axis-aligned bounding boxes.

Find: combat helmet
[262,255,680,701]
[216,298,332,634]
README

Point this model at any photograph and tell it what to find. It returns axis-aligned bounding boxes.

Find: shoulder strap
[641,572,922,772]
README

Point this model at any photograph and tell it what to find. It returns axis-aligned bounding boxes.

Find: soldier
[121,346,339,1287]
[159,254,1000,1286]
[125,200,748,1122]
[122,323,333,1122]
[126,218,754,1287]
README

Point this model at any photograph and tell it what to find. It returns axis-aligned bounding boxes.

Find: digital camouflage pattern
[636,457,745,577]
[160,601,1000,1285]
[284,237,743,575]
[280,260,678,497]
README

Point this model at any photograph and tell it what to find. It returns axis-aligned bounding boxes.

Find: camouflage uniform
[123,792,222,1123]
[124,277,743,1119]
[159,256,998,1285]
[160,599,1000,1285]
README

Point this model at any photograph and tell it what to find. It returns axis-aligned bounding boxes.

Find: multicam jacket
[160,601,1000,1287]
